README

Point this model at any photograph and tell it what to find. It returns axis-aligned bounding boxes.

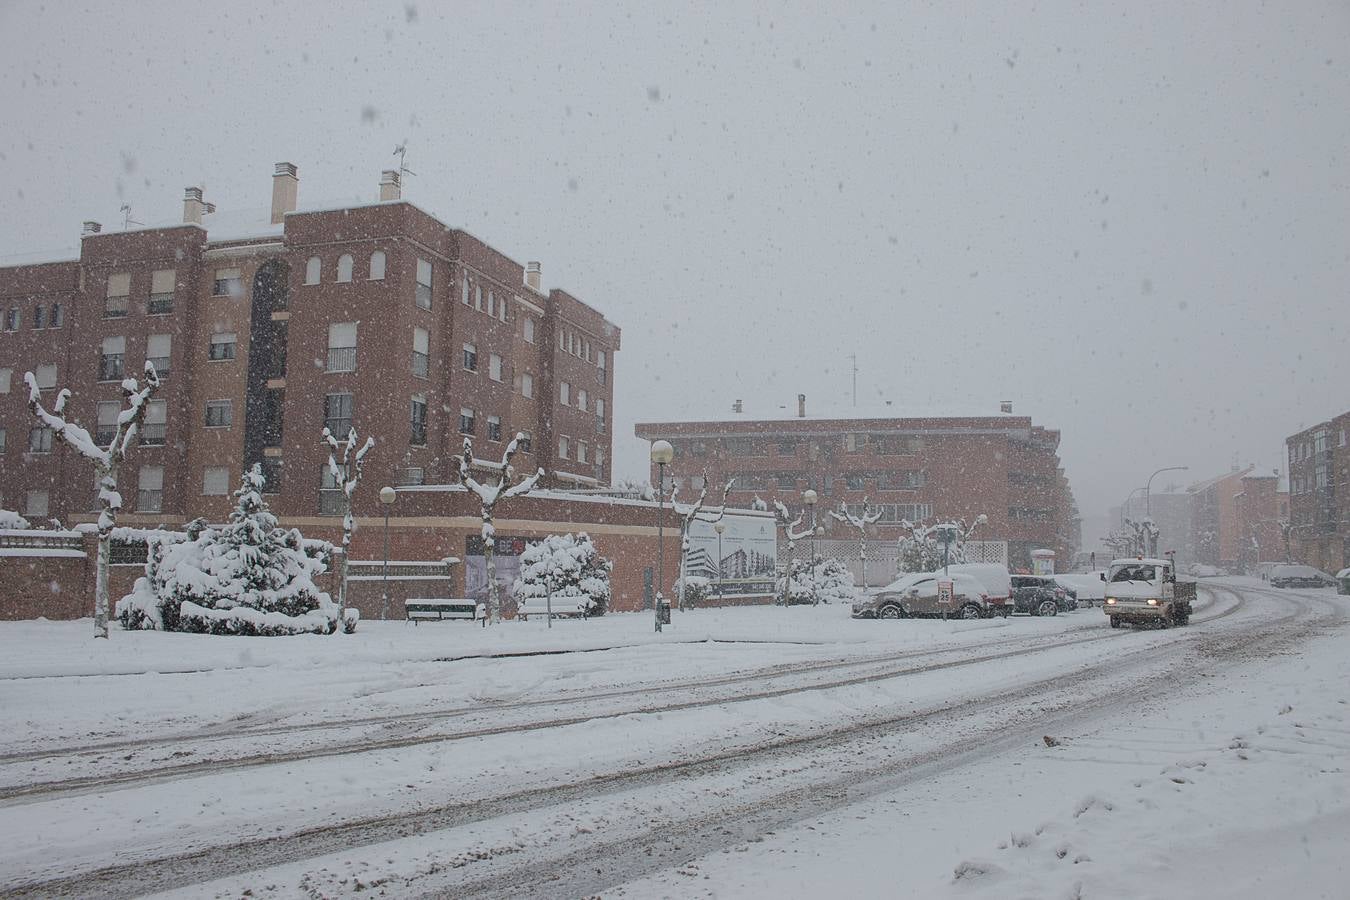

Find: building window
[94,401,119,446]
[99,336,126,381]
[34,306,46,329]
[205,400,233,428]
[305,256,321,285]
[560,381,570,406]
[415,258,433,309]
[327,322,357,372]
[518,430,533,453]
[29,426,53,453]
[559,437,570,460]
[521,372,534,399]
[843,473,868,490]
[24,490,48,518]
[203,467,230,496]
[597,350,606,384]
[595,448,606,471]
[459,407,475,435]
[33,363,57,390]
[4,308,19,331]
[462,343,478,372]
[395,466,425,487]
[49,304,63,328]
[149,269,175,314]
[596,398,606,432]
[369,251,386,281]
[489,353,503,382]
[410,395,428,445]
[141,400,167,446]
[487,290,495,317]
[324,393,353,437]
[0,368,8,393]
[412,327,430,377]
[461,273,471,305]
[137,466,164,512]
[499,295,508,322]
[213,267,242,297]
[487,415,502,442]
[474,284,482,310]
[209,332,237,361]
[523,317,535,343]
[576,389,587,413]
[725,437,762,456]
[577,441,588,464]
[879,471,925,490]
[336,254,354,283]
[146,334,171,378]
[845,433,867,452]
[0,427,5,453]
[319,464,343,516]
[105,272,130,318]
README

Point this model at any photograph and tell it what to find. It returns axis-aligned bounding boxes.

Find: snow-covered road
[0,579,1343,898]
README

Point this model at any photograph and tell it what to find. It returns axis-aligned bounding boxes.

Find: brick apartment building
[1287,411,1350,572]
[1186,466,1288,571]
[635,401,1080,570]
[0,162,620,529]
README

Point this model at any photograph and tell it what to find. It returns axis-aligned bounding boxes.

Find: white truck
[1101,556,1195,628]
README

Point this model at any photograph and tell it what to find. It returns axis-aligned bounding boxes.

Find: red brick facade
[1287,411,1350,572]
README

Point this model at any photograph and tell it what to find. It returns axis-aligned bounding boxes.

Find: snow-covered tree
[830,498,881,591]
[116,465,341,635]
[322,425,374,628]
[773,500,814,605]
[459,434,543,624]
[896,515,988,574]
[513,532,613,617]
[1123,517,1158,557]
[777,556,856,606]
[672,473,733,610]
[26,362,160,638]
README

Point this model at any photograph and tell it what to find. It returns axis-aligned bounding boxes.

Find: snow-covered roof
[646,399,1030,425]
[0,246,79,267]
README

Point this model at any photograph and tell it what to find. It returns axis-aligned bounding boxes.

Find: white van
[947,563,1012,615]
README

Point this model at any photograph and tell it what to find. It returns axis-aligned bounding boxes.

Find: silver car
[853,571,992,620]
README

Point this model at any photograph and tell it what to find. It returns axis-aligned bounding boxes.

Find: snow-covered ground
[0,578,1344,898]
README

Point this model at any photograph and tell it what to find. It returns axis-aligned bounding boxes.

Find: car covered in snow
[1054,573,1106,607]
[852,571,992,619]
[1267,565,1337,589]
[1010,575,1072,616]
[946,563,1013,615]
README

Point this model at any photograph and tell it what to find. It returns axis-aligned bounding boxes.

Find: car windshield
[1110,565,1156,582]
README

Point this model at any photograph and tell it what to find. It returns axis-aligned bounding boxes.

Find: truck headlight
[1147,598,1158,606]
[1105,597,1117,605]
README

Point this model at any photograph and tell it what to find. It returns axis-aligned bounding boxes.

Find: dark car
[1010,575,1073,616]
[1268,565,1336,589]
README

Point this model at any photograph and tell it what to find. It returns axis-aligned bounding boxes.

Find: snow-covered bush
[777,557,858,605]
[512,532,613,616]
[116,466,344,636]
[673,574,711,608]
[0,509,30,530]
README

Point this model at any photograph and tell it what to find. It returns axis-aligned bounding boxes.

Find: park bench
[517,595,591,621]
[405,599,483,624]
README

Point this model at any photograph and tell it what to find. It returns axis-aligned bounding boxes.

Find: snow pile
[512,532,613,616]
[0,510,30,530]
[778,557,858,605]
[116,466,344,636]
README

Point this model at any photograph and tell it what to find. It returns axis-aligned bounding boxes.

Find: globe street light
[803,490,819,606]
[714,520,726,607]
[379,486,397,620]
[651,439,675,633]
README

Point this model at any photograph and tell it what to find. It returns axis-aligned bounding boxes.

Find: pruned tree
[773,500,814,606]
[830,498,882,592]
[26,362,161,639]
[1123,517,1159,557]
[1279,520,1295,564]
[671,472,734,610]
[896,515,988,574]
[459,433,543,624]
[323,425,375,630]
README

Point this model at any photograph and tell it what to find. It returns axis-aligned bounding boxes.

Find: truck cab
[1102,557,1194,628]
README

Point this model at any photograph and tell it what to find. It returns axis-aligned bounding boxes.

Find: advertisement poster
[464,535,529,606]
[685,513,779,598]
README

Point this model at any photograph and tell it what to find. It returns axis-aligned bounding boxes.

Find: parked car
[947,563,1013,616]
[1055,573,1106,607]
[1268,564,1337,589]
[1009,575,1072,616]
[852,571,992,619]
[1337,568,1350,595]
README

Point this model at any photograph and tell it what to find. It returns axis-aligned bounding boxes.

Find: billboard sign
[684,512,779,598]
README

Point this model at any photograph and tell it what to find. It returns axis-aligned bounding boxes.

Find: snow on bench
[405,599,483,624]
[517,595,591,621]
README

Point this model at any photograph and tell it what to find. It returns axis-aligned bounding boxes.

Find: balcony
[148,293,174,315]
[323,417,352,439]
[318,490,345,516]
[98,355,125,382]
[146,356,170,379]
[103,296,128,318]
[326,346,356,373]
[411,351,429,378]
[95,427,116,447]
[137,490,163,513]
[140,423,166,446]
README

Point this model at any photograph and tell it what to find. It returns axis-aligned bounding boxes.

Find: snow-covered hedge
[0,509,30,530]
[116,466,346,636]
[673,575,711,608]
[512,532,613,617]
[777,557,858,605]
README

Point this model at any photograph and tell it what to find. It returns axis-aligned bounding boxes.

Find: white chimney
[733,399,743,414]
[379,169,401,202]
[1000,401,1013,414]
[271,162,298,224]
[798,394,806,418]
[525,260,542,291]
[81,220,102,236]
[183,187,207,225]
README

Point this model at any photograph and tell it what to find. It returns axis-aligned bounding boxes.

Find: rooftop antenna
[848,353,858,407]
[393,142,417,181]
[119,203,143,229]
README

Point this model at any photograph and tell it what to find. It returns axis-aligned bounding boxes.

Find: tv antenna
[393,143,417,180]
[119,203,143,229]
[848,353,858,406]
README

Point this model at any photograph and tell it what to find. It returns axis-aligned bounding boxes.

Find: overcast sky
[2,0,1346,520]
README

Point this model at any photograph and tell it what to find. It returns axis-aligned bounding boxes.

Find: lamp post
[379,486,396,620]
[714,520,725,607]
[651,439,674,632]
[803,490,818,605]
[1145,465,1189,517]
[813,524,825,605]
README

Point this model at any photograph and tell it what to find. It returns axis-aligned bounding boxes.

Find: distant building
[636,400,1079,571]
[1286,411,1350,572]
[1186,466,1287,572]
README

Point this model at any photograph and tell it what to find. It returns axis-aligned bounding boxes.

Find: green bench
[405,599,482,624]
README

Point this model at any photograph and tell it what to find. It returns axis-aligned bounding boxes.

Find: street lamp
[1145,466,1189,517]
[379,486,396,620]
[651,439,675,633]
[714,520,726,607]
[803,490,818,605]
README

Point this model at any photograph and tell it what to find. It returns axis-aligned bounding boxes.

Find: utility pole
[849,354,858,407]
